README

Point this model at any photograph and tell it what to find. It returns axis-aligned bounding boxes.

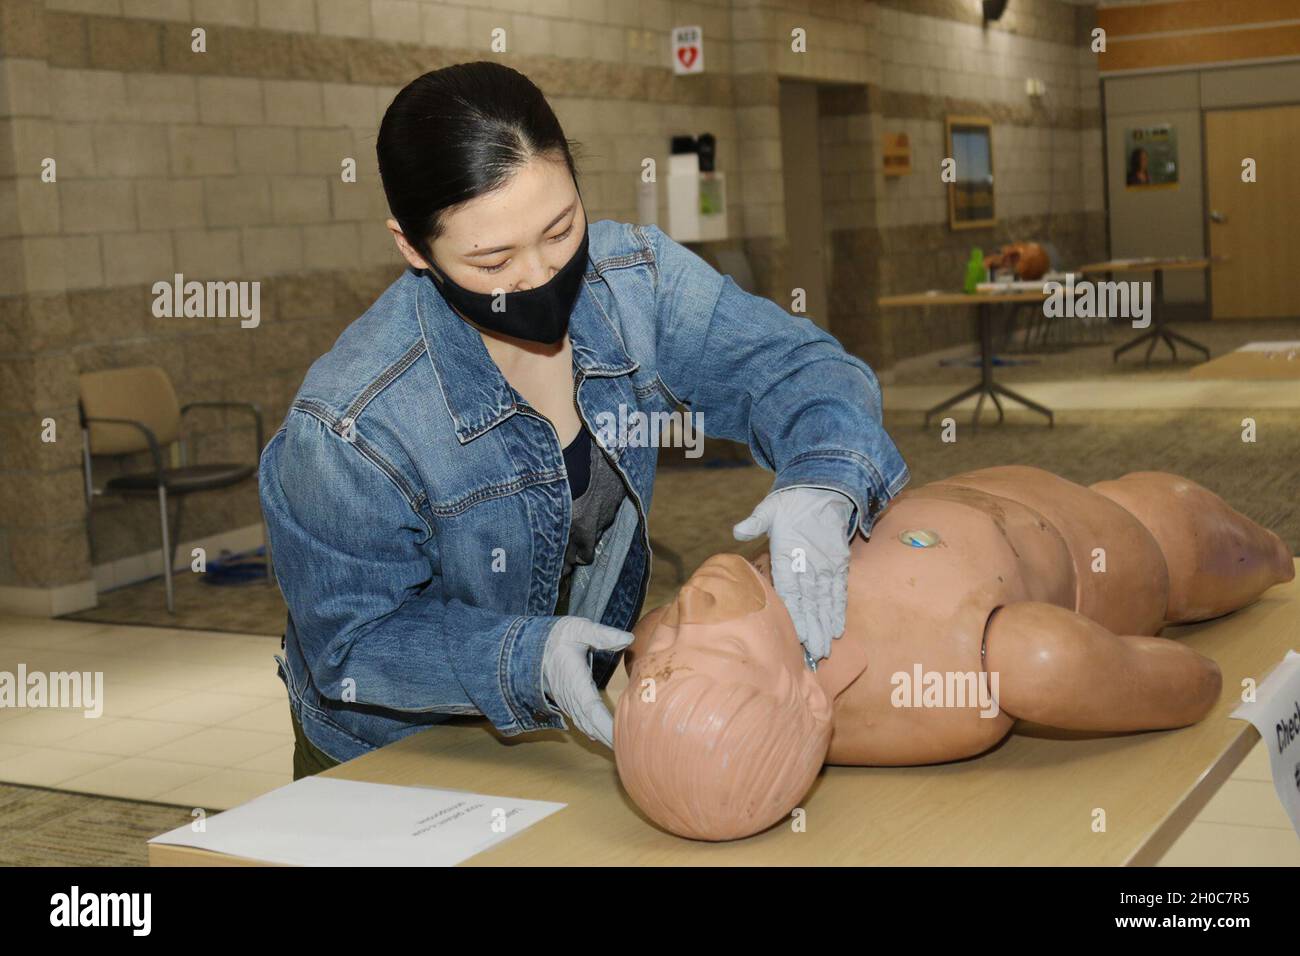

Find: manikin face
[634,554,827,714]
[615,553,835,841]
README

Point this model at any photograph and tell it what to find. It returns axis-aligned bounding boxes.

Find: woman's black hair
[376,61,582,265]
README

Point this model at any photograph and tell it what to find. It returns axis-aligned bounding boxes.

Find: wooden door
[1205,105,1300,319]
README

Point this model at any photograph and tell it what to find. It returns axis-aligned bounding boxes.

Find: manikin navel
[614,465,1294,842]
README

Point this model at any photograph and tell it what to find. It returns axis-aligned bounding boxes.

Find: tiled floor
[0,615,290,810]
[0,612,1296,863]
[1158,741,1300,866]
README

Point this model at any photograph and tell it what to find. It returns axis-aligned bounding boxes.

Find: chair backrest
[79,366,181,456]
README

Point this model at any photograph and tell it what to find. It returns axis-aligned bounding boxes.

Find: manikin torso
[627,465,1291,768]
[813,465,1168,764]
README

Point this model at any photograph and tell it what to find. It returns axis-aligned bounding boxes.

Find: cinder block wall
[0,0,744,610]
[0,0,1104,611]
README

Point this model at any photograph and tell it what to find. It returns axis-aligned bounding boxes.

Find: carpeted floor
[0,783,191,866]
[62,570,287,636]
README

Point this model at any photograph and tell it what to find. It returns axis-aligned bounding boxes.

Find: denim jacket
[258,219,910,763]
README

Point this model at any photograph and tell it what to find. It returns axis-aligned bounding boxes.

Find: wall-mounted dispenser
[666,133,727,242]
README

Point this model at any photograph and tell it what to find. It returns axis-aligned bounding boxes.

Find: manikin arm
[983,602,1222,732]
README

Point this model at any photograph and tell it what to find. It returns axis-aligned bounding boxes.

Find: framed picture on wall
[1123,125,1179,189]
[946,116,995,230]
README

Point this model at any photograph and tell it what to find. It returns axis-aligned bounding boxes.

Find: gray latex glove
[541,616,635,748]
[733,486,856,663]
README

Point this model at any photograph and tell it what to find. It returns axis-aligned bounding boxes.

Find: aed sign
[673,25,704,74]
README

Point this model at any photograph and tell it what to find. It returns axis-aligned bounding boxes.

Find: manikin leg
[1090,471,1294,623]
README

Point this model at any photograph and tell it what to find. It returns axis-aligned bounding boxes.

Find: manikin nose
[676,583,719,624]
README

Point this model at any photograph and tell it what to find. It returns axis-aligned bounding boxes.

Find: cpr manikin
[613,466,1295,841]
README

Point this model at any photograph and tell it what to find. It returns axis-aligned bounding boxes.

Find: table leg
[1113,268,1211,365]
[1113,326,1161,362]
[1144,269,1166,367]
[1114,268,1161,362]
[923,303,1054,429]
[923,381,984,428]
[992,382,1054,427]
[1162,326,1211,361]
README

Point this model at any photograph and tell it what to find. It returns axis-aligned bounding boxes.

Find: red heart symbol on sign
[677,45,698,69]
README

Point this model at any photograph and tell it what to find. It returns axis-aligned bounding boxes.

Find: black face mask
[425,217,590,345]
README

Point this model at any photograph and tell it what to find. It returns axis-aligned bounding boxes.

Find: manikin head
[614,554,834,841]
[985,241,1050,281]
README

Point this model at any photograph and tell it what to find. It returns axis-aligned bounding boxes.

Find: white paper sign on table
[1230,649,1300,835]
[149,776,565,867]
[1236,341,1300,355]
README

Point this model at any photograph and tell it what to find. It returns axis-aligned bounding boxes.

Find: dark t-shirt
[563,424,594,498]
[554,426,626,615]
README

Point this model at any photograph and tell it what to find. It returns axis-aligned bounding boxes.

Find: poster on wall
[883,132,912,177]
[1124,125,1179,189]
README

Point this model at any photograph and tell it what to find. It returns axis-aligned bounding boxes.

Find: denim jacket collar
[413,265,639,444]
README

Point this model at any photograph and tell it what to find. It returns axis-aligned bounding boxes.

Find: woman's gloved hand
[733,486,856,664]
[541,616,635,748]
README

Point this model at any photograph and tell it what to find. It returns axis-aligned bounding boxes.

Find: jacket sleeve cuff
[772,449,909,540]
[499,615,567,735]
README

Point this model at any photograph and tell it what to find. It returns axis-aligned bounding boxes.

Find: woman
[1127,147,1150,186]
[258,62,909,779]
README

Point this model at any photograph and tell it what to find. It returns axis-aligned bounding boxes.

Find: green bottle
[963,247,985,294]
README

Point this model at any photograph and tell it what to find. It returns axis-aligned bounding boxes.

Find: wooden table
[1077,258,1212,366]
[148,563,1299,866]
[1188,344,1300,381]
[878,290,1054,428]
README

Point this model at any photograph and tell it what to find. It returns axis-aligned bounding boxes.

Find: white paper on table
[1230,650,1300,836]
[976,281,1039,293]
[148,776,566,867]
[1235,341,1300,353]
[975,273,1070,293]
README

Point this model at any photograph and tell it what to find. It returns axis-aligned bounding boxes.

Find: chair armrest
[81,416,167,483]
[180,401,265,460]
